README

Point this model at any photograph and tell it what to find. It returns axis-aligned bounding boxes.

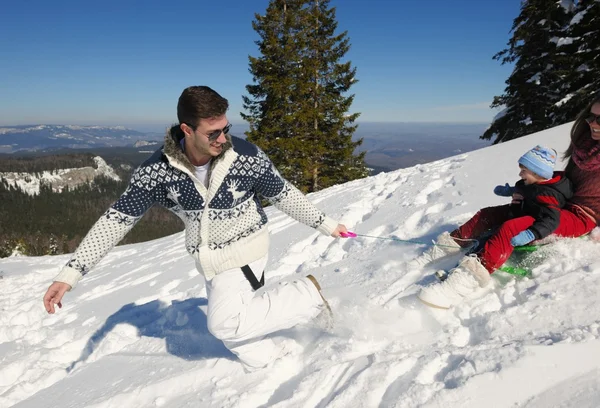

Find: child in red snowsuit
[418,145,574,309]
[451,145,574,272]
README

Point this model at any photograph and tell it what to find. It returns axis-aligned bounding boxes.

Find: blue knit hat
[518,145,557,180]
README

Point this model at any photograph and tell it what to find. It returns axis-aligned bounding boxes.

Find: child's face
[519,164,546,185]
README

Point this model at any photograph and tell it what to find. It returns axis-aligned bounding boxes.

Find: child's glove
[493,183,515,197]
[510,229,535,247]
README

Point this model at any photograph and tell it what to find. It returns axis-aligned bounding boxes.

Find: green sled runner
[435,235,589,282]
[497,244,540,277]
[434,244,540,282]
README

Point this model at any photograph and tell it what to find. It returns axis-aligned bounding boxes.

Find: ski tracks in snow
[253,156,600,408]
[207,156,498,407]
[268,157,468,280]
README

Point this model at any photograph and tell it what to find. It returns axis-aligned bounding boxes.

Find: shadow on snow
[67,297,233,372]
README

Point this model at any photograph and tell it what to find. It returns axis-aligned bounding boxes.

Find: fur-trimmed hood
[162,125,233,173]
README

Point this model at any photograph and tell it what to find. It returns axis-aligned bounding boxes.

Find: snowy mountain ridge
[0,125,159,152]
[1,122,600,408]
[0,125,129,134]
[0,156,120,195]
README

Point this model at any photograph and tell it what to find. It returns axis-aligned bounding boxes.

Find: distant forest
[0,153,97,173]
[0,149,184,258]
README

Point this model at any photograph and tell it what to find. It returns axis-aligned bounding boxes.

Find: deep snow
[1,122,599,408]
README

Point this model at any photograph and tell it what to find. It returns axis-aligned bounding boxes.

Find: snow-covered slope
[1,122,599,408]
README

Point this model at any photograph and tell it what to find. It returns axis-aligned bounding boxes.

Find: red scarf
[572,135,600,171]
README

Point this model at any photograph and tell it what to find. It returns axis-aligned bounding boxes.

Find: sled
[498,233,593,277]
[434,241,540,282]
[435,233,591,282]
[496,244,540,277]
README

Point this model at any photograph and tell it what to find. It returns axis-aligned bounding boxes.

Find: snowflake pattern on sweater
[57,135,335,284]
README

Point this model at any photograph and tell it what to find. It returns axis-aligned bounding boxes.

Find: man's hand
[43,282,72,314]
[331,224,348,237]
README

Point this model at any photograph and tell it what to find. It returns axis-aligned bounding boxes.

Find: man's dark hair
[177,86,229,130]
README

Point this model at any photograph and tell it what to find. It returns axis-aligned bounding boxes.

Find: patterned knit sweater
[54,131,338,289]
[566,162,600,224]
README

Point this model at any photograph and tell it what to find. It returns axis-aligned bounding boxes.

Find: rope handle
[340,231,465,248]
[339,230,538,252]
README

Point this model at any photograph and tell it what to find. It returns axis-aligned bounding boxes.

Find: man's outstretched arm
[43,166,159,312]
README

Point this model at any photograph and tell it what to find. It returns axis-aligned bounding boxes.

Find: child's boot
[418,255,491,309]
[407,231,463,268]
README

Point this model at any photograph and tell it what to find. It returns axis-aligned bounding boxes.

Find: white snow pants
[205,255,325,369]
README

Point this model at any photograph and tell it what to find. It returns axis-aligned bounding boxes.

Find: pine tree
[552,0,600,123]
[13,239,27,257]
[0,239,12,258]
[48,234,58,255]
[482,0,574,144]
[242,0,368,193]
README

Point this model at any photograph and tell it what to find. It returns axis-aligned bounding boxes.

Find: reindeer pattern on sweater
[55,132,338,288]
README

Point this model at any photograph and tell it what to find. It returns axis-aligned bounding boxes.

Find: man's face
[184,115,229,160]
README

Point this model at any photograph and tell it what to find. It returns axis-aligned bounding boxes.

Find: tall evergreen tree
[242,0,367,193]
[482,0,574,144]
[552,0,600,124]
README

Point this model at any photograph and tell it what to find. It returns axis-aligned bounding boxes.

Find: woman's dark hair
[564,91,600,172]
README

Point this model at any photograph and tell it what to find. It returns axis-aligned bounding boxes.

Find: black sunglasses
[206,123,232,141]
[585,113,600,125]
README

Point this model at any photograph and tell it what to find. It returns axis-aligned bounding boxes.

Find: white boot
[418,255,491,309]
[407,232,463,269]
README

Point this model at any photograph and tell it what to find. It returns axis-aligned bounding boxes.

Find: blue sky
[0,0,520,130]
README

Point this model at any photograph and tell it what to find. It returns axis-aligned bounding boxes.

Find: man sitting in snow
[414,145,573,309]
[42,85,348,371]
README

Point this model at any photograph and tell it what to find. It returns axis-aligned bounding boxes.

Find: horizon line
[0,120,490,128]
